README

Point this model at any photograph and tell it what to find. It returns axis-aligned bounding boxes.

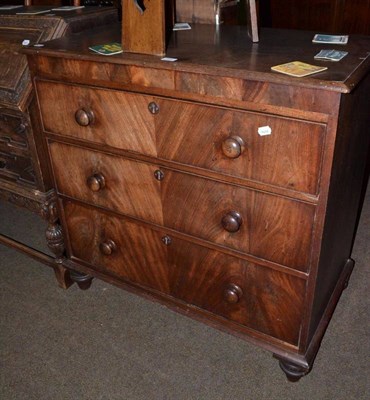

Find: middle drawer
[49,141,315,271]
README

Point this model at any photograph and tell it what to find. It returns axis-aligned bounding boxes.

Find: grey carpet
[0,184,369,400]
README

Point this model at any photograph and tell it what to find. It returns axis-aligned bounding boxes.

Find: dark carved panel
[0,113,29,151]
[0,7,118,213]
[0,112,34,184]
[0,151,35,184]
[0,23,54,109]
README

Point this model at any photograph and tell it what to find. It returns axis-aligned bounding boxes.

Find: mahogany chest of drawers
[24,24,370,380]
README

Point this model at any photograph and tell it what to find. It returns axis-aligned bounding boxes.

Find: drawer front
[169,237,305,345]
[63,201,170,294]
[156,99,325,195]
[49,142,163,225]
[62,200,305,345]
[36,80,157,156]
[50,142,314,271]
[162,169,315,271]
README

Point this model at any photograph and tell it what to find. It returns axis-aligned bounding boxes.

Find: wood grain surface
[38,81,325,195]
[49,142,163,225]
[122,0,174,56]
[36,81,157,157]
[49,141,315,271]
[156,98,325,194]
[63,200,306,345]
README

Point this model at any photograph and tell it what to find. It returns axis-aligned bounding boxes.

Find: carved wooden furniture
[24,23,370,381]
[0,6,118,287]
[0,7,117,213]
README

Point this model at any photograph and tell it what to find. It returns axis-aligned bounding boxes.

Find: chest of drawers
[25,24,370,381]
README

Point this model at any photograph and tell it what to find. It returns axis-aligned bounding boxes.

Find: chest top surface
[23,23,370,93]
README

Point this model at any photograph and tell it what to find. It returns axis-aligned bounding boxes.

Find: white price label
[258,126,272,136]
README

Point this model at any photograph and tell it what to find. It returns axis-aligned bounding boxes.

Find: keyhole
[162,236,172,246]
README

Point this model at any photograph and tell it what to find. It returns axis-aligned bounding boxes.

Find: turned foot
[69,270,93,290]
[278,359,309,382]
[53,264,74,289]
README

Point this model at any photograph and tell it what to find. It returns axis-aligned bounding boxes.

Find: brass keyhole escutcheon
[161,235,172,246]
[154,169,164,181]
[148,102,160,114]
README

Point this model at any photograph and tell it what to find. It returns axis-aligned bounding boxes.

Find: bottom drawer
[62,200,306,345]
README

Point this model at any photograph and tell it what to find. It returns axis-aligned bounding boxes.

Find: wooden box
[122,0,175,56]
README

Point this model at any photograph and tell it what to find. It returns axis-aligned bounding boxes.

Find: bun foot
[69,270,93,290]
[277,359,309,382]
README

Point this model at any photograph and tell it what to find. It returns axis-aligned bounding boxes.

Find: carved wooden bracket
[41,194,65,263]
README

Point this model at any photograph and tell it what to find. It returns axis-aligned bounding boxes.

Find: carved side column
[41,195,93,290]
[41,196,72,289]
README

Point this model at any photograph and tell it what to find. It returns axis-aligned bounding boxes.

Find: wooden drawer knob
[224,284,243,304]
[99,239,117,256]
[87,173,106,192]
[221,136,245,159]
[16,123,26,134]
[75,108,94,126]
[222,211,242,233]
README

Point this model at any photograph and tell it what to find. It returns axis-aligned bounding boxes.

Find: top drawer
[36,80,157,156]
[156,99,325,195]
[36,80,325,195]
